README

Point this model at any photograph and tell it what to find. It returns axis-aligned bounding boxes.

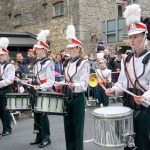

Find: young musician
[55,25,90,150]
[96,58,111,106]
[29,30,55,148]
[106,4,150,150]
[0,38,15,136]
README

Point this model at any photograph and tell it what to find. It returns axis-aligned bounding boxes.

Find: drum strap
[123,53,149,92]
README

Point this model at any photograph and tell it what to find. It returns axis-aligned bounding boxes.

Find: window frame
[14,14,22,27]
[53,2,64,17]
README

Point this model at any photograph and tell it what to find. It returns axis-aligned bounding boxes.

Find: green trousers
[64,92,85,150]
[97,86,109,106]
[124,106,150,150]
[32,96,50,142]
[0,87,12,133]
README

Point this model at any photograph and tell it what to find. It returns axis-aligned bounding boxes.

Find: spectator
[16,52,28,75]
[103,49,115,70]
[112,55,121,83]
[26,48,35,65]
[54,53,64,82]
[64,53,70,61]
[95,41,105,53]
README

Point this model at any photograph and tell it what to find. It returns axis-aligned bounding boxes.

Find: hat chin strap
[133,32,147,55]
[0,54,7,64]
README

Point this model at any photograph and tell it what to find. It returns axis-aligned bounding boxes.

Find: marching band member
[29,30,55,148]
[0,38,15,136]
[55,25,90,150]
[96,58,111,106]
[106,4,150,150]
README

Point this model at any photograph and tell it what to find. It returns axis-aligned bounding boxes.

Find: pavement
[0,100,124,150]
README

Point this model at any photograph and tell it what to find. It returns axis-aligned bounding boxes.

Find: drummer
[29,30,55,148]
[0,37,15,136]
[106,4,150,150]
[55,25,90,150]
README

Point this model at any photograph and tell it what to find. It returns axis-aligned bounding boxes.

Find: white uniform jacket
[63,59,90,93]
[96,68,111,83]
[0,63,15,88]
[34,59,55,90]
[113,52,150,105]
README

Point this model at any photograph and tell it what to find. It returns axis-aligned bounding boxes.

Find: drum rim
[92,106,133,118]
[6,93,31,96]
[36,91,67,97]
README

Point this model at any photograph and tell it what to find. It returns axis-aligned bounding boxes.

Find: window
[117,4,123,17]
[14,14,22,26]
[129,0,138,4]
[54,2,64,16]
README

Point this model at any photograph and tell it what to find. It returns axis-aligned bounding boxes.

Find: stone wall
[0,0,150,54]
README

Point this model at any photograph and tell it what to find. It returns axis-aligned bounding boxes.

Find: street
[0,101,124,150]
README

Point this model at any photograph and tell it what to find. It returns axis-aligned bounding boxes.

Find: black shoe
[30,139,41,145]
[3,131,11,136]
[38,139,51,148]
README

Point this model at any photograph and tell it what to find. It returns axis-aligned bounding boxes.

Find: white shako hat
[66,25,82,48]
[123,4,148,36]
[34,30,50,50]
[0,37,9,54]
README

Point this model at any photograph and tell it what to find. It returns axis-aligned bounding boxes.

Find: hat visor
[128,30,147,36]
[0,52,7,54]
[34,45,48,50]
[66,44,82,48]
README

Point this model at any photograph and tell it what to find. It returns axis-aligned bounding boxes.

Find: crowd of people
[0,3,150,150]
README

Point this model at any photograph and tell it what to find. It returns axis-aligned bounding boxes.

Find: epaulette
[76,58,83,67]
[63,58,84,68]
[125,52,134,63]
[40,58,49,65]
[63,59,71,68]
[142,53,150,64]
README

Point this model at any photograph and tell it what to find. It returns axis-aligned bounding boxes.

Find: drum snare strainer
[92,106,135,148]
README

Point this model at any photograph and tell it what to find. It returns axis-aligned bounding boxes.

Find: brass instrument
[88,73,98,87]
[88,73,109,88]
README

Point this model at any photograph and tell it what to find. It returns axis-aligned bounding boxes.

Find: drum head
[92,106,132,119]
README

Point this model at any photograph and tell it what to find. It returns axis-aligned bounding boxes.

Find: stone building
[0,0,150,55]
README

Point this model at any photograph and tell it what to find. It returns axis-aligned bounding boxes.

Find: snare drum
[6,93,31,110]
[92,106,134,148]
[34,91,67,115]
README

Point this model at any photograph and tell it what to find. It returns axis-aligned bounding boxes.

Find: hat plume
[37,30,50,42]
[123,4,141,26]
[66,25,76,40]
[0,37,9,49]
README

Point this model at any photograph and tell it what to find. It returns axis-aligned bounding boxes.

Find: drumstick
[15,77,47,92]
[55,82,68,85]
[112,83,150,106]
[54,82,81,87]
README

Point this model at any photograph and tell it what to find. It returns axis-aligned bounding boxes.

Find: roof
[0,32,37,47]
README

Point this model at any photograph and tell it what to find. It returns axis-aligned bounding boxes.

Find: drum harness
[120,51,150,150]
[62,57,83,103]
[123,51,150,112]
[31,57,49,133]
[0,61,12,93]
